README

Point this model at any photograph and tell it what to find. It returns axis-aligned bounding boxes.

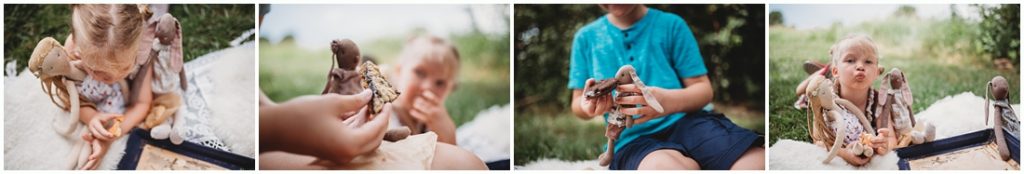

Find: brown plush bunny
[321,39,364,95]
[321,38,409,142]
[589,65,665,167]
[986,76,1015,161]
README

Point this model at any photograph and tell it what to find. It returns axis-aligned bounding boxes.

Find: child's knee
[639,149,698,170]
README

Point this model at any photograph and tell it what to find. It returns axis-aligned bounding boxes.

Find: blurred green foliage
[976,4,1020,63]
[4,4,254,75]
[768,5,1020,145]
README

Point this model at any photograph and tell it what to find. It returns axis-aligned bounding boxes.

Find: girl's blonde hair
[829,34,879,66]
[398,35,460,78]
[70,4,150,82]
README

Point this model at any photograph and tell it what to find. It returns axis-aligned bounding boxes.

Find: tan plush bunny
[29,37,131,136]
[803,75,876,163]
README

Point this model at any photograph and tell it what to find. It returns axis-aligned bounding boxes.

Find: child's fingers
[420,91,442,105]
[593,96,611,116]
[584,78,596,90]
[88,122,107,141]
[619,106,655,117]
[616,84,642,93]
[328,90,373,114]
[88,140,102,160]
[80,159,95,170]
[615,95,647,105]
[81,132,93,141]
[409,106,430,123]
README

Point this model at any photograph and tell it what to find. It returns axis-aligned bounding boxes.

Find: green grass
[259,32,509,126]
[514,113,606,165]
[768,19,1020,145]
[4,4,254,75]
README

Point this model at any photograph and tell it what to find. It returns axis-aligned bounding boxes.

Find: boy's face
[395,56,456,107]
[832,42,879,91]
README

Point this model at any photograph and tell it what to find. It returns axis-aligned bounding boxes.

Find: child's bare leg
[430,143,486,170]
[637,149,699,170]
[259,151,327,170]
[730,147,765,170]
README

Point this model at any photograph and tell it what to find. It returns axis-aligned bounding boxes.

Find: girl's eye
[435,80,447,88]
[414,69,426,78]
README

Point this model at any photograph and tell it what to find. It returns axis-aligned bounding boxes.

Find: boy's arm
[660,75,714,114]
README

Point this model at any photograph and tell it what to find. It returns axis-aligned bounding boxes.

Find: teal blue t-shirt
[568,8,709,152]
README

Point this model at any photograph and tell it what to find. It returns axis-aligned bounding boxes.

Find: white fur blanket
[770,92,1019,170]
[4,42,255,170]
[456,104,511,163]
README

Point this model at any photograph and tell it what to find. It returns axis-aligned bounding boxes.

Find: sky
[769,4,981,29]
[260,4,508,49]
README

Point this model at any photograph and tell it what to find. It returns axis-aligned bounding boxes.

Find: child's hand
[410,91,457,144]
[409,91,450,125]
[615,83,664,124]
[260,90,390,164]
[580,78,614,117]
[872,128,895,154]
[79,132,111,170]
[87,113,121,141]
[838,150,871,166]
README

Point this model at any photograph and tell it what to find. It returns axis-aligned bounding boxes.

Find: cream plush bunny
[144,13,189,145]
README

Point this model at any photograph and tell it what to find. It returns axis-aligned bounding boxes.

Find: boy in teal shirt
[569,5,764,170]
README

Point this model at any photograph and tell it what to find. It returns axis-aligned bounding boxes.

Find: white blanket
[770,92,1019,170]
[4,42,256,170]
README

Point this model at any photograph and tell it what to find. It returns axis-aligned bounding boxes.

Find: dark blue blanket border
[117,128,255,170]
[895,128,1020,170]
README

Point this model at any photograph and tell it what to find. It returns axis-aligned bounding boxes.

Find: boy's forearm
[653,80,713,116]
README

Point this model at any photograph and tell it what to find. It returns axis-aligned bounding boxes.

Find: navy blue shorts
[609,112,763,170]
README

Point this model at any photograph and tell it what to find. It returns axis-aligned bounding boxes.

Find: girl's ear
[830,66,839,78]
